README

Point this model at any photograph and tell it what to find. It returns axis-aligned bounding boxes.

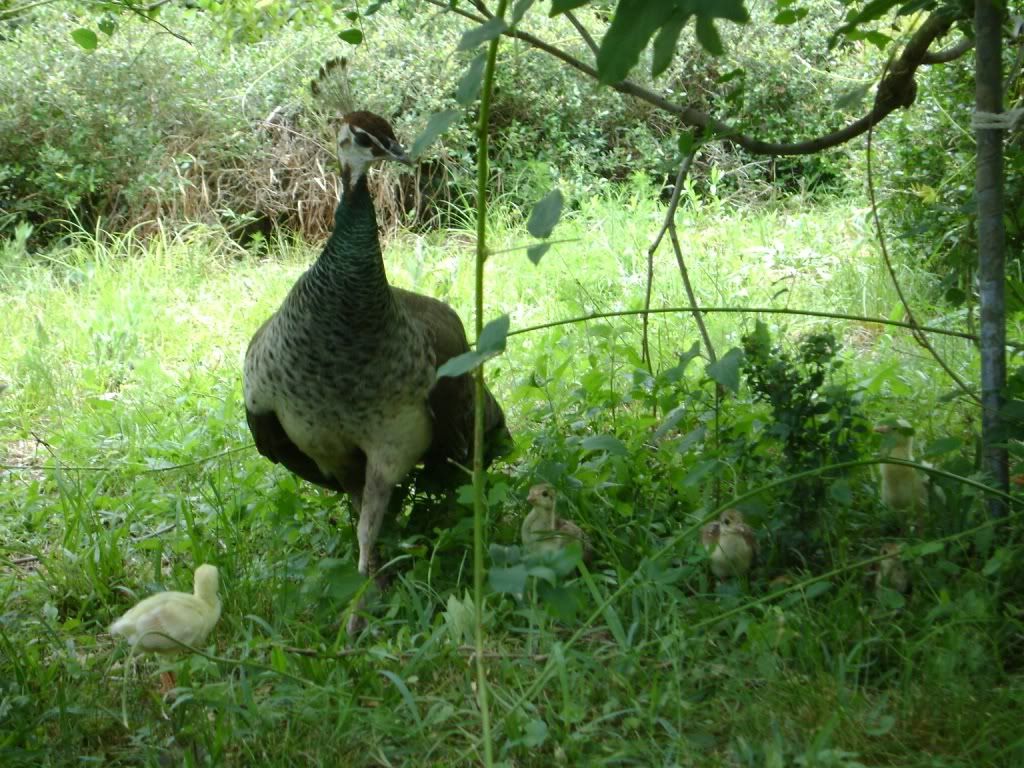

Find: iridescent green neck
[310,172,395,322]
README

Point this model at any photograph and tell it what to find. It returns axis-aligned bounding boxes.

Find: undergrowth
[1,191,1022,766]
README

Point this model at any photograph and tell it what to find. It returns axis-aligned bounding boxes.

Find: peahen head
[335,111,411,192]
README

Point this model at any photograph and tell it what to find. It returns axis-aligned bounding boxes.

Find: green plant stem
[472,3,508,765]
[505,305,996,347]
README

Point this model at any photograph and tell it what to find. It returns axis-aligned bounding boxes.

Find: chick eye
[354,131,374,148]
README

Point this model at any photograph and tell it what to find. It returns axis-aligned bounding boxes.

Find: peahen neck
[309,170,396,324]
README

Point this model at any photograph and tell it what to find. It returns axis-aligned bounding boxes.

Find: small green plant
[740,321,869,559]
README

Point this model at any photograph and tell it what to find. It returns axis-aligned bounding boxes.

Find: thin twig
[0,445,253,475]
[865,58,979,403]
[564,11,599,59]
[426,1,959,157]
[119,0,194,46]
[642,150,699,370]
[503,305,1001,348]
[668,210,715,364]
[8,522,178,567]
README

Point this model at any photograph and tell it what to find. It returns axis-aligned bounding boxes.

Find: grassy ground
[1,188,1021,766]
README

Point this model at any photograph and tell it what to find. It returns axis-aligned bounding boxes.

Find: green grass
[1,189,1021,766]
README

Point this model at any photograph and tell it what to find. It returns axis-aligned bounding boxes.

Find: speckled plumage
[243,112,508,632]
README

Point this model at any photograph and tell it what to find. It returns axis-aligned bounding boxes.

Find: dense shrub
[0,3,884,242]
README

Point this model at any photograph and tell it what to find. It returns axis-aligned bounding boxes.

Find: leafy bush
[0,2,879,242]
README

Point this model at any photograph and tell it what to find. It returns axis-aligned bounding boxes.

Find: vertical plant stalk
[641,150,711,369]
[975,0,1008,516]
[472,2,508,765]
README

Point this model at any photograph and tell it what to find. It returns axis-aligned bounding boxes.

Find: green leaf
[549,0,588,13]
[411,110,461,160]
[682,459,719,486]
[512,0,537,24]
[908,541,944,557]
[706,347,744,392]
[773,8,808,24]
[379,670,423,728]
[456,53,487,105]
[864,30,892,49]
[877,588,905,610]
[489,564,528,593]
[478,314,510,354]
[527,243,551,265]
[98,18,116,36]
[489,542,521,567]
[694,15,723,55]
[436,350,484,379]
[804,580,832,599]
[654,403,687,440]
[523,718,548,747]
[581,434,628,455]
[651,10,689,77]
[527,189,564,238]
[337,28,363,45]
[71,28,98,50]
[829,478,852,505]
[922,437,961,458]
[436,315,509,379]
[835,82,872,110]
[596,0,675,84]
[458,17,508,51]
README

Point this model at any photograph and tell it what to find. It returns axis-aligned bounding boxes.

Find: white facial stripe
[351,125,391,155]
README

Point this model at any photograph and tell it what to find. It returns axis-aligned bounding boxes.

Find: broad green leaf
[773,8,808,24]
[411,110,461,159]
[706,347,744,392]
[436,315,509,379]
[523,718,548,747]
[436,350,485,379]
[512,0,537,24]
[549,0,588,13]
[654,403,687,440]
[458,17,508,51]
[877,587,905,610]
[864,30,892,49]
[527,189,564,238]
[908,541,944,557]
[478,314,510,354]
[71,28,98,50]
[682,458,718,486]
[337,28,363,44]
[829,478,852,505]
[596,0,675,84]
[922,437,960,457]
[694,15,723,55]
[581,434,628,455]
[98,18,116,36]
[527,243,551,265]
[651,10,689,77]
[804,580,832,599]
[456,53,486,105]
[489,542,521,567]
[489,564,528,593]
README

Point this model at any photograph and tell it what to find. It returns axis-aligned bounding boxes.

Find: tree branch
[922,36,974,64]
[433,1,960,157]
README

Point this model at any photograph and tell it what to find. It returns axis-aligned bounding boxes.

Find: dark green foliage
[740,321,869,561]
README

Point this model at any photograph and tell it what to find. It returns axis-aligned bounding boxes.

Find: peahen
[244,111,510,633]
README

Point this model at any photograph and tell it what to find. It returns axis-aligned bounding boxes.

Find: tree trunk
[974,0,1008,517]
